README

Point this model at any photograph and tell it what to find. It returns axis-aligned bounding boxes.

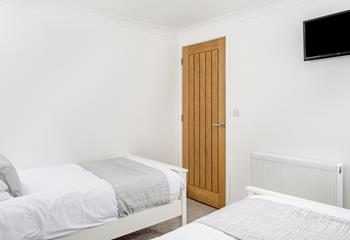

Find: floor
[116,199,216,240]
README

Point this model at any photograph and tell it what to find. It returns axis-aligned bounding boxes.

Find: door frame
[178,35,232,205]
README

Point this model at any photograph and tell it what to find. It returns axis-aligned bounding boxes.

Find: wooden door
[182,38,226,208]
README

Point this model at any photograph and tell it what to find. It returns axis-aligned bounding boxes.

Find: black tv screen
[304,10,350,61]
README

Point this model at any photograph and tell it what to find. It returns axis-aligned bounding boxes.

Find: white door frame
[177,35,232,205]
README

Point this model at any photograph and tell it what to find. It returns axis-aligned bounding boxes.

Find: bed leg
[181,172,187,226]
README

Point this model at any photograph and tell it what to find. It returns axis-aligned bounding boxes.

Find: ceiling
[12,0,269,29]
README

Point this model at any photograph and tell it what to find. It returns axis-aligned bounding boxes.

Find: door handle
[212,122,225,128]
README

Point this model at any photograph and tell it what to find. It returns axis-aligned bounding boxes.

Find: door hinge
[181,58,183,66]
[181,114,183,122]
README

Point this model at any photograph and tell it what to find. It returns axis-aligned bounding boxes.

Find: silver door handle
[212,122,225,128]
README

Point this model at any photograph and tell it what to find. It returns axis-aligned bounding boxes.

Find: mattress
[154,195,350,240]
[0,159,183,240]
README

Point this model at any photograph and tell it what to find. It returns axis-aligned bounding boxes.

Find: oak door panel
[183,38,226,208]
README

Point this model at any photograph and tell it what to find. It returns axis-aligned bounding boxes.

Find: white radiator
[251,152,343,207]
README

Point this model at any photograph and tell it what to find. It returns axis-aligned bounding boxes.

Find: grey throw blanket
[197,198,350,240]
[79,158,170,217]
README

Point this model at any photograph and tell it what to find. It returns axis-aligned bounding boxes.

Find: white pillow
[0,154,22,197]
[0,179,13,201]
[0,179,8,191]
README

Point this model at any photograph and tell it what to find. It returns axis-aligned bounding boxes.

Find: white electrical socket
[233,108,240,117]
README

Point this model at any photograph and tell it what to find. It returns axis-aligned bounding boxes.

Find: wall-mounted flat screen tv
[304,10,350,61]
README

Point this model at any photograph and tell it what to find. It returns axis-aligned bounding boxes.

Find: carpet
[116,198,216,240]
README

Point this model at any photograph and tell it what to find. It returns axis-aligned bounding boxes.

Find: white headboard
[250,152,343,207]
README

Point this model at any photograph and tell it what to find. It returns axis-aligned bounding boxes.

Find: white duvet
[0,161,183,240]
[155,195,350,240]
[0,164,117,240]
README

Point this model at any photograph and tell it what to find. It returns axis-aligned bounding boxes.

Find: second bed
[0,154,187,240]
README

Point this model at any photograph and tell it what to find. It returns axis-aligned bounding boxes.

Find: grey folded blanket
[79,157,170,217]
[197,198,350,240]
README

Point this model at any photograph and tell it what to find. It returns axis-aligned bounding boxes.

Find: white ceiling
[13,0,269,29]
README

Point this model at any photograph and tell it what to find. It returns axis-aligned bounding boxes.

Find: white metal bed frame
[56,155,188,240]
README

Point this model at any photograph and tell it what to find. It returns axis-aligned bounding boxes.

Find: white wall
[0,2,179,168]
[178,0,350,208]
[2,0,350,208]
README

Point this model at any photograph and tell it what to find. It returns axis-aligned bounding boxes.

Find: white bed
[154,153,349,240]
[0,154,187,240]
[154,190,350,240]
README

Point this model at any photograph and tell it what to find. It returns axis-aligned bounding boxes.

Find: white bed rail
[250,152,343,207]
[125,154,188,174]
[245,186,347,212]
